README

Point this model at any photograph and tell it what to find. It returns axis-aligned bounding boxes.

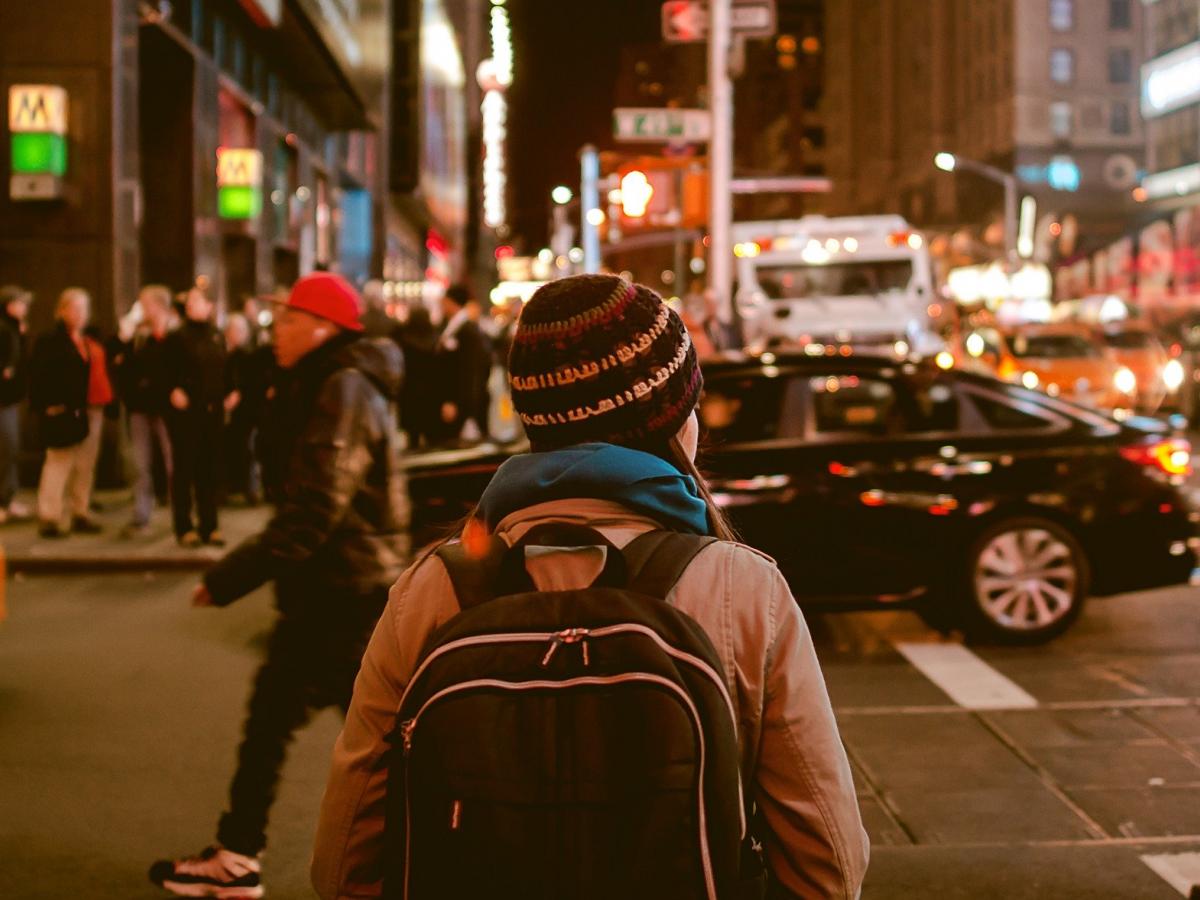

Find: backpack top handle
[437,524,719,610]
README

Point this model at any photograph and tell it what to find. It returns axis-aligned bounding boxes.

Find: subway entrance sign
[8,85,67,200]
[217,148,263,220]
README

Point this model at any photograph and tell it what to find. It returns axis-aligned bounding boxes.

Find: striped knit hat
[508,274,702,451]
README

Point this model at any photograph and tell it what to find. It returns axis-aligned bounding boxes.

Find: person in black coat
[396,305,439,449]
[434,284,492,444]
[223,313,274,504]
[0,285,32,522]
[150,273,408,897]
[164,289,235,547]
[30,288,96,537]
[115,285,176,535]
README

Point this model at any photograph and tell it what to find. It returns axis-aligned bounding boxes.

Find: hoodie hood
[327,334,403,400]
[478,442,710,535]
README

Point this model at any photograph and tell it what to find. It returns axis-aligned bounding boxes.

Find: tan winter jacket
[312,498,870,899]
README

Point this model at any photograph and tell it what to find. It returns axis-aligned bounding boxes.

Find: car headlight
[1021,371,1039,390]
[1163,358,1186,392]
[1114,366,1137,395]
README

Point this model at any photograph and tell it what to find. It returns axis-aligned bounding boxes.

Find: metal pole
[708,0,734,328]
[1003,174,1018,265]
[580,144,601,274]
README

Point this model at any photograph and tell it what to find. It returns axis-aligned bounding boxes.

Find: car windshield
[1103,331,1155,350]
[756,260,913,300]
[1009,334,1099,359]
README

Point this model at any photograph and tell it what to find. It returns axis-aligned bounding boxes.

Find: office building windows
[1050,0,1073,31]
[1050,48,1074,84]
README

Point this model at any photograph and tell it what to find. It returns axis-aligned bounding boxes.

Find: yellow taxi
[961,323,1134,410]
[1095,323,1184,413]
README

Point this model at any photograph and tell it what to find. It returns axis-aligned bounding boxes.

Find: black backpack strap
[435,537,509,610]
[622,531,719,600]
[436,524,626,610]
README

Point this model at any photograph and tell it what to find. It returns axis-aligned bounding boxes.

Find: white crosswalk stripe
[1140,852,1200,897]
[893,641,1039,710]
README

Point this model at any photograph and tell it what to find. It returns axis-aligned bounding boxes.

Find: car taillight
[1120,439,1192,477]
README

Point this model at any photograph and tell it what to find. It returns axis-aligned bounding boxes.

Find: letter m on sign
[8,86,67,134]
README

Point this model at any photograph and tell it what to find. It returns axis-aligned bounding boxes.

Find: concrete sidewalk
[0,491,270,573]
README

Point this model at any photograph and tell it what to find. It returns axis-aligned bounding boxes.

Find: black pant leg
[216,620,315,856]
[168,414,196,537]
[197,411,221,537]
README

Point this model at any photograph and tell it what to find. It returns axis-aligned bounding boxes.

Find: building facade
[0,0,413,332]
[826,0,1145,264]
[1140,0,1200,203]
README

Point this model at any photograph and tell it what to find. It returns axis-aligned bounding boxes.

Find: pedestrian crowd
[0,277,510,547]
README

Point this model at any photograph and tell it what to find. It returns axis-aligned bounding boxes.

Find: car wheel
[960,517,1089,645]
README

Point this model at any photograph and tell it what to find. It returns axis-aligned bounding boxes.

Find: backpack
[382,524,766,900]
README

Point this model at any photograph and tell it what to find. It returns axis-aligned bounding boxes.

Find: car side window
[902,376,962,433]
[700,375,794,444]
[808,374,897,437]
[967,391,1057,430]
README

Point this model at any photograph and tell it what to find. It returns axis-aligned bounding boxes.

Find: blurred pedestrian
[435,283,491,444]
[165,288,234,548]
[117,285,175,537]
[223,313,271,505]
[30,288,106,537]
[310,275,869,899]
[150,272,408,900]
[396,305,439,449]
[0,285,33,523]
[359,278,393,338]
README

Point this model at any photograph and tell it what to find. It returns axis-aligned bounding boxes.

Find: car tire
[957,517,1089,645]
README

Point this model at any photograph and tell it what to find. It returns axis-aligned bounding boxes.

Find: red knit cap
[508,275,702,450]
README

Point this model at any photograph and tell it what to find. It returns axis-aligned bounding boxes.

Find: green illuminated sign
[219,186,262,219]
[11,132,66,175]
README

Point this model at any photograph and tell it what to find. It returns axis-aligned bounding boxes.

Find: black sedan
[404,352,1198,644]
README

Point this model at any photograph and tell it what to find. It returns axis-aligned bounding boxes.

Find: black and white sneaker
[148,844,263,898]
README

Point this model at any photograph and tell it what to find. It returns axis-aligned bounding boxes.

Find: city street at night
[8,0,1200,896]
[2,567,1199,899]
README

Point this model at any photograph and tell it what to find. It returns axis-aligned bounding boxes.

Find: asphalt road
[1,569,1198,899]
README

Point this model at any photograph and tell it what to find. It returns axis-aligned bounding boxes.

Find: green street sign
[613,107,711,143]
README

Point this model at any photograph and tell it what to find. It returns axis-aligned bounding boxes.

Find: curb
[8,554,220,574]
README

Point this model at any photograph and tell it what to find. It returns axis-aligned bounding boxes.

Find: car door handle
[709,474,796,508]
[914,460,994,477]
[709,474,793,491]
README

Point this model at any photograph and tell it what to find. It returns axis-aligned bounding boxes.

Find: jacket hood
[330,334,403,400]
[478,442,710,535]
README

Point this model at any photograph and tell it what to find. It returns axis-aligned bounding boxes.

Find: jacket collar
[491,498,664,546]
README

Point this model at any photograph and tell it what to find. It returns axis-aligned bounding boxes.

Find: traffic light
[620,170,654,218]
[613,157,708,229]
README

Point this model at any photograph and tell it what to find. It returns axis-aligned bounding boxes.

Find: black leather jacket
[204,333,410,613]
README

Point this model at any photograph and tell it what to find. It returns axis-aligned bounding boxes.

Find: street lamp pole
[934,153,1018,264]
[708,0,734,329]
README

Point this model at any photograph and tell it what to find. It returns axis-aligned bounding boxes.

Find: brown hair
[666,435,739,543]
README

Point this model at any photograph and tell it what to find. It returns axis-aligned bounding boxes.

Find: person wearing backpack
[311,274,869,900]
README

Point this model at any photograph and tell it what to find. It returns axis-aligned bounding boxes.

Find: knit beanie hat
[508,274,702,451]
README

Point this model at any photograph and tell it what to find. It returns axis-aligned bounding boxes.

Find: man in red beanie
[151,272,410,900]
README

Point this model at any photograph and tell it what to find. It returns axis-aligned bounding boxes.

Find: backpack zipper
[401,673,719,900]
[397,624,746,838]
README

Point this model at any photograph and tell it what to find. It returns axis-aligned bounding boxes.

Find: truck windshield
[756,260,914,299]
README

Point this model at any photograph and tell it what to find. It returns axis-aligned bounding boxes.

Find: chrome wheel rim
[974,528,1077,631]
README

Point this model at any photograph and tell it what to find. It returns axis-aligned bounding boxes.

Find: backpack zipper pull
[541,636,563,667]
[400,718,416,754]
[542,628,591,667]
